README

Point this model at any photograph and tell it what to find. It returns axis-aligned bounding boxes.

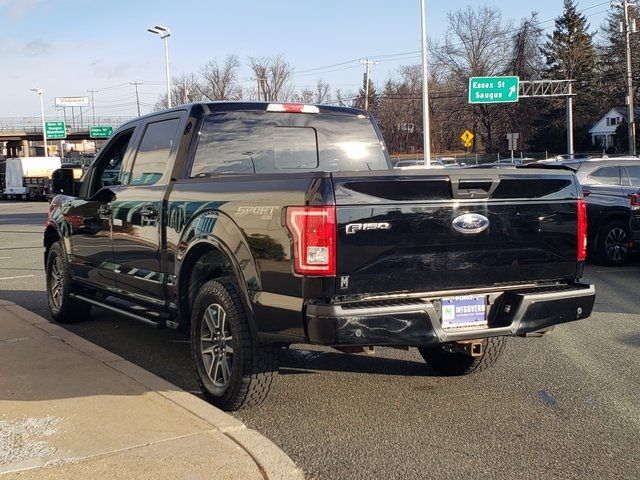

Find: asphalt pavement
[1,201,639,480]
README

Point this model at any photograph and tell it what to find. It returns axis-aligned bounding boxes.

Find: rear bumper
[305,283,595,346]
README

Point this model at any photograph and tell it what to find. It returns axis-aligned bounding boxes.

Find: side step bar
[70,293,163,328]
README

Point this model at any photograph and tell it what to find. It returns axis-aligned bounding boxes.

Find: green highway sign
[468,76,519,104]
[89,125,114,139]
[45,121,66,139]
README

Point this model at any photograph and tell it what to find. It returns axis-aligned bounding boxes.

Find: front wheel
[418,337,506,376]
[191,278,279,411]
[46,242,91,323]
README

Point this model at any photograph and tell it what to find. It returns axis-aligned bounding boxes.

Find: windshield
[190,111,390,177]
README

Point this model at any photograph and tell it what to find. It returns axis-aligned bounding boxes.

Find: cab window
[88,130,133,196]
[128,118,181,186]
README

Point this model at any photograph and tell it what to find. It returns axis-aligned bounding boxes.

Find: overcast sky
[0,0,610,119]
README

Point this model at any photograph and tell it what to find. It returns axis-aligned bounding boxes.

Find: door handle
[98,204,112,220]
[140,204,158,220]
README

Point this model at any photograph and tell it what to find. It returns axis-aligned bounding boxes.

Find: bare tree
[200,54,242,100]
[154,73,205,110]
[315,80,331,104]
[431,6,513,152]
[248,55,294,101]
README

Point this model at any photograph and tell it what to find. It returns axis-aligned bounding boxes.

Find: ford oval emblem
[452,213,490,234]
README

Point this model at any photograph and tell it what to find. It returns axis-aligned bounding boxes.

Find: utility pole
[360,58,376,111]
[613,1,638,155]
[130,81,143,117]
[87,90,98,125]
[420,0,432,168]
[183,78,188,104]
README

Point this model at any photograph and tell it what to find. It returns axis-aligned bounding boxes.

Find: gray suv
[561,158,640,266]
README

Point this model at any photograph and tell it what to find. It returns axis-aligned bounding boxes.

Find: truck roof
[119,102,368,130]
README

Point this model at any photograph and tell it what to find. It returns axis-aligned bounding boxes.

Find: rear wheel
[46,242,92,323]
[191,278,279,411]
[595,220,631,267]
[418,337,506,376]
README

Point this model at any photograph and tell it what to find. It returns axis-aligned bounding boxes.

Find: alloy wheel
[605,227,629,262]
[49,255,63,309]
[200,303,233,388]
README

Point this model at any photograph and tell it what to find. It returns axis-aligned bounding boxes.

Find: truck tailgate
[332,169,581,297]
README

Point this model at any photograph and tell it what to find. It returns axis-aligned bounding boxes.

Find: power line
[289,1,611,79]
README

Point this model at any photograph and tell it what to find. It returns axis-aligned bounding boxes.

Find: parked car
[559,158,640,266]
[44,102,595,411]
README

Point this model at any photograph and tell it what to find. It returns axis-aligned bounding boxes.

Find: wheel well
[596,214,630,237]
[44,227,60,259]
[178,243,235,326]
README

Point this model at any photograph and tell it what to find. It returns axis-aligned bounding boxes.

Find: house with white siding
[589,107,640,149]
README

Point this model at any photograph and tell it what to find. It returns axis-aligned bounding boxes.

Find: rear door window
[189,111,389,177]
[588,166,621,186]
[128,118,181,186]
[624,165,640,187]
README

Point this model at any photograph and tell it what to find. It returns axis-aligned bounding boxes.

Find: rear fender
[176,210,260,334]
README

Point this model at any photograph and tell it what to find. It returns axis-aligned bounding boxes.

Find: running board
[70,293,163,328]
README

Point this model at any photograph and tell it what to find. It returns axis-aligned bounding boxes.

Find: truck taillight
[578,199,587,261]
[286,206,336,276]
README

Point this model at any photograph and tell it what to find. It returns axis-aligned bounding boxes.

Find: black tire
[191,278,279,411]
[46,242,92,323]
[595,220,631,267]
[418,337,506,376]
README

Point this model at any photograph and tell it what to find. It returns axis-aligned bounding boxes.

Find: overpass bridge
[0,116,133,157]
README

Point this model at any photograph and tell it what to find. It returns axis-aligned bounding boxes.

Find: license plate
[441,295,488,330]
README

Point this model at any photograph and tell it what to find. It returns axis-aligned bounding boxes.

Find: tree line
[156,0,640,155]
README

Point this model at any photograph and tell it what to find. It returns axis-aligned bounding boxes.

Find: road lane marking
[0,275,35,281]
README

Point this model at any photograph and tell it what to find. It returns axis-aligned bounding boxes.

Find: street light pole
[420,0,432,168]
[31,88,48,158]
[148,25,172,109]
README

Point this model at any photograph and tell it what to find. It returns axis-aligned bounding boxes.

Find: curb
[3,302,304,480]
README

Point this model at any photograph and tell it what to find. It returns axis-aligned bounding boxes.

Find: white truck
[3,157,61,200]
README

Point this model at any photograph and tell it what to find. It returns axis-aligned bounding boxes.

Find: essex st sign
[468,76,519,104]
[89,126,113,139]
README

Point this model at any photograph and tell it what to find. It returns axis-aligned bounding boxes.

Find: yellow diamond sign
[461,130,474,145]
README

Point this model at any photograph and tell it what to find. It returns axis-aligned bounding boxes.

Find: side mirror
[51,168,80,196]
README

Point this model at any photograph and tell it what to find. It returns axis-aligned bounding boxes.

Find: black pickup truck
[45,102,596,411]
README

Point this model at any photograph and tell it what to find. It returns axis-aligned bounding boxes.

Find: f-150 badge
[345,222,391,235]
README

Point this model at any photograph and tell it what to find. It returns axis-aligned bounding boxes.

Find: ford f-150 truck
[45,102,596,411]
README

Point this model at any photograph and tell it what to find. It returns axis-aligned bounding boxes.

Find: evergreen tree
[353,78,379,113]
[596,8,640,111]
[536,0,598,153]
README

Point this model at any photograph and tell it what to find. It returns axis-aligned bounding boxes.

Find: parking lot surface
[1,201,638,479]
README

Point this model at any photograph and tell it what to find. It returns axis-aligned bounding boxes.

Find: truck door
[64,128,135,291]
[111,114,184,307]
